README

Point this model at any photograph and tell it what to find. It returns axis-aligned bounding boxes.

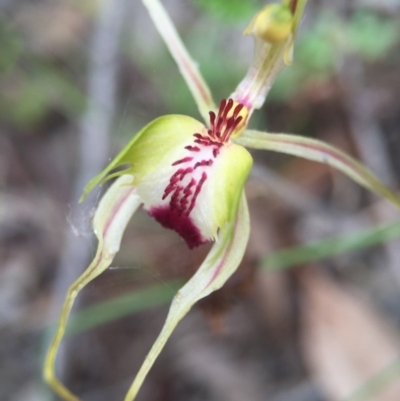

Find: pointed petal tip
[79,193,86,203]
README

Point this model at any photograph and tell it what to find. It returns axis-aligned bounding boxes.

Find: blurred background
[1,0,400,400]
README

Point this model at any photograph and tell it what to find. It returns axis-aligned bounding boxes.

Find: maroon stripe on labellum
[148,172,209,248]
[162,98,246,219]
[187,172,207,215]
[172,156,193,166]
[154,98,247,247]
[194,159,213,169]
[185,145,201,152]
[149,206,208,248]
[162,167,194,200]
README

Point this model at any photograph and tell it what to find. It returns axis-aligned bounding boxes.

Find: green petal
[80,115,205,201]
[235,130,400,208]
[123,193,250,401]
[44,175,141,401]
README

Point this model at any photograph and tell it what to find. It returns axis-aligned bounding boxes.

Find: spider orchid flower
[44,1,400,400]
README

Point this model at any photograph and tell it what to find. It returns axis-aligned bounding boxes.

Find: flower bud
[244,4,293,44]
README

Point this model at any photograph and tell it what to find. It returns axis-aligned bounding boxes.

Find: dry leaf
[300,269,400,401]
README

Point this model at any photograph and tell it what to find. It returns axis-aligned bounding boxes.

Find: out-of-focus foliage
[189,0,261,23]
[0,16,84,130]
[135,4,400,114]
[271,9,400,100]
[0,15,23,73]
[349,11,399,61]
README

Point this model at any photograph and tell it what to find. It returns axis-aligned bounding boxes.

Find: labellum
[82,99,253,248]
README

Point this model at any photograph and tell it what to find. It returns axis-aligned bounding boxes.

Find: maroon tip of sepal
[289,0,298,14]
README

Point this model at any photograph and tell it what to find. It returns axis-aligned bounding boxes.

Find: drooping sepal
[44,175,141,401]
[123,193,250,401]
[235,130,400,209]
